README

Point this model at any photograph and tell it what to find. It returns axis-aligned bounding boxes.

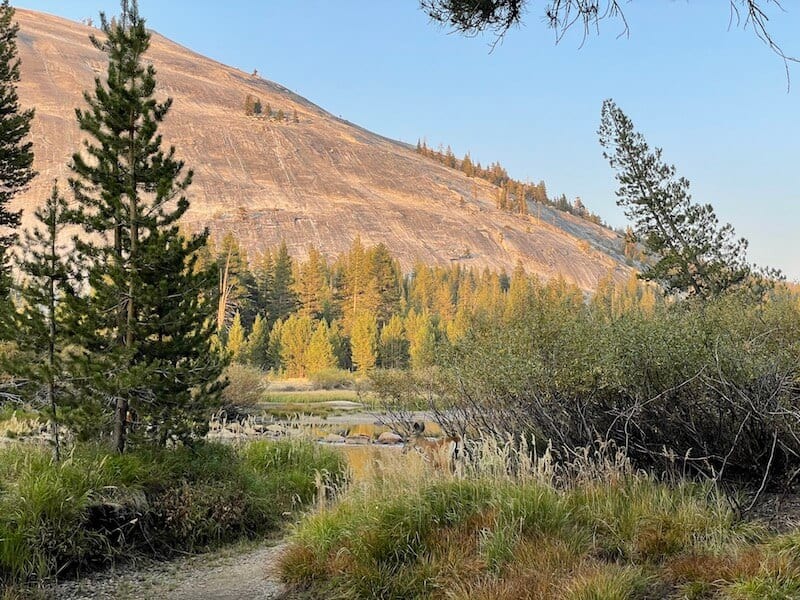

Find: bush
[308,368,354,390]
[0,439,346,586]
[221,363,266,407]
[434,291,800,486]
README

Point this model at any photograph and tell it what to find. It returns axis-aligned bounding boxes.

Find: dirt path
[52,540,288,600]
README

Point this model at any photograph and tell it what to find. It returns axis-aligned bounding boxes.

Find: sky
[18,1,800,279]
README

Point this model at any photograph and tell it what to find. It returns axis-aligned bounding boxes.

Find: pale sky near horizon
[18,1,800,279]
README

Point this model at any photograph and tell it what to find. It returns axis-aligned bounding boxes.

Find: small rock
[376,431,403,445]
[322,433,346,444]
[345,434,371,445]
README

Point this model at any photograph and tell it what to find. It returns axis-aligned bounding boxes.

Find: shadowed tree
[67,1,224,452]
[0,0,36,297]
[4,183,72,461]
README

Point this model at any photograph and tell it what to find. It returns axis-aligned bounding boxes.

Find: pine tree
[599,99,758,297]
[266,318,284,372]
[368,243,401,326]
[406,310,437,370]
[67,1,223,452]
[378,315,408,369]
[268,241,297,321]
[226,311,246,361]
[279,313,313,377]
[6,183,72,460]
[342,236,379,330]
[293,246,330,319]
[305,320,336,375]
[216,232,255,328]
[350,310,377,373]
[0,0,36,297]
[243,313,269,368]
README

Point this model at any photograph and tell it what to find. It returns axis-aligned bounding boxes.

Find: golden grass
[280,437,798,600]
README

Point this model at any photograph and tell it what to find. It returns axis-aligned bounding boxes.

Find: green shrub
[0,439,345,586]
[437,292,800,486]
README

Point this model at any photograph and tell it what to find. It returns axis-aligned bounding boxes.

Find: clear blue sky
[20,1,800,279]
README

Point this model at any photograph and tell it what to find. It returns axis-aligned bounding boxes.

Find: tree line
[211,231,657,377]
[415,139,606,225]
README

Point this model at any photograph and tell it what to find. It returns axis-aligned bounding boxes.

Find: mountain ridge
[12,7,630,290]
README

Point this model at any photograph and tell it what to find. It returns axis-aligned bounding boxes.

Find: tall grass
[281,440,789,599]
[0,439,346,586]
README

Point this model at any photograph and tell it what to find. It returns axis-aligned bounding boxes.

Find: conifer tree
[342,236,379,330]
[378,315,408,369]
[279,313,313,377]
[266,318,284,372]
[350,310,377,373]
[407,311,437,370]
[216,232,255,328]
[67,1,223,452]
[6,183,72,460]
[598,99,759,297]
[243,313,269,368]
[268,241,297,321]
[0,0,36,297]
[305,319,336,374]
[368,243,401,325]
[293,246,329,319]
[226,311,246,361]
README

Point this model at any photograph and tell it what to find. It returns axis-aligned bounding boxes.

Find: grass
[0,438,346,587]
[263,389,364,404]
[280,440,794,599]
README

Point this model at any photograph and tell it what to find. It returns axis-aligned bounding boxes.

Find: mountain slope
[13,8,629,290]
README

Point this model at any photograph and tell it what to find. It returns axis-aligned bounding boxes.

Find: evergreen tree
[368,243,401,326]
[0,0,36,297]
[279,313,313,377]
[67,1,223,452]
[378,315,408,369]
[5,183,72,460]
[266,318,284,372]
[599,99,758,297]
[268,241,297,321]
[341,236,379,330]
[305,319,336,374]
[216,232,255,328]
[350,310,377,373]
[226,311,246,361]
[328,319,349,370]
[243,312,269,368]
[293,246,330,319]
[406,310,437,370]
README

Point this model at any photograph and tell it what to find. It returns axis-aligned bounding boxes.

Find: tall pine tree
[67,1,223,452]
[0,0,36,297]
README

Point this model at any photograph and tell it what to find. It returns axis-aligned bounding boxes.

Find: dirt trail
[52,540,287,600]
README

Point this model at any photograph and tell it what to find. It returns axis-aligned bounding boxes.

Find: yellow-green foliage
[280,445,790,600]
[0,439,345,586]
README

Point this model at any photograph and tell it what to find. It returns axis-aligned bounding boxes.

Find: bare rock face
[13,9,630,290]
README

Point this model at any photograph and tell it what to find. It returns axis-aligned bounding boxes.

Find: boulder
[376,431,403,445]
